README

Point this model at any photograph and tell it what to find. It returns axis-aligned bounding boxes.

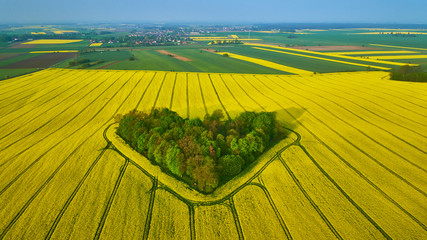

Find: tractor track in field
[0,71,127,157]
[197,73,208,115]
[229,197,244,240]
[218,74,246,111]
[319,74,427,127]
[0,70,74,114]
[142,177,158,240]
[0,72,140,198]
[276,75,427,167]
[253,75,427,196]
[276,155,344,239]
[230,75,266,111]
[189,204,196,240]
[151,73,168,111]
[93,157,129,240]
[186,73,190,119]
[328,74,427,118]
[303,75,427,133]
[208,74,231,119]
[135,72,155,110]
[0,71,103,141]
[0,69,61,99]
[250,181,293,240]
[239,73,426,233]
[169,73,177,109]
[0,70,71,113]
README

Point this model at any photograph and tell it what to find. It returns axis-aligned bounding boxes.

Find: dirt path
[97,61,120,69]
[155,50,192,61]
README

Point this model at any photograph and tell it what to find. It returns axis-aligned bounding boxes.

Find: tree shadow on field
[275,107,306,132]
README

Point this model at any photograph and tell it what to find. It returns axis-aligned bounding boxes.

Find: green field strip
[0,68,38,81]
[93,158,129,240]
[207,74,231,119]
[274,156,343,239]
[256,75,427,195]
[367,55,427,60]
[0,71,103,141]
[319,74,427,126]
[252,47,391,70]
[370,44,427,51]
[314,74,427,128]
[278,75,427,162]
[0,71,128,156]
[250,182,294,240]
[246,43,418,67]
[229,198,244,240]
[238,75,426,234]
[0,53,42,68]
[196,73,208,115]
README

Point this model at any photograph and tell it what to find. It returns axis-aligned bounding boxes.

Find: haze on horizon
[1,0,426,24]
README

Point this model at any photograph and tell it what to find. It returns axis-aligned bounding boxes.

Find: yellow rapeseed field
[370,44,427,51]
[214,51,313,75]
[366,55,427,60]
[89,43,103,47]
[23,39,83,44]
[29,50,79,53]
[31,32,46,35]
[0,68,425,239]
[327,50,418,55]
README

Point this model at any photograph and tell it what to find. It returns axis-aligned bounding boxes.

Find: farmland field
[0,68,425,239]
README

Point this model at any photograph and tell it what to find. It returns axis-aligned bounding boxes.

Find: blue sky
[1,0,426,23]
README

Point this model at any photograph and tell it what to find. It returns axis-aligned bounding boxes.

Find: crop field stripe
[370,44,427,51]
[311,74,427,131]
[246,43,417,67]
[251,182,293,240]
[0,73,143,236]
[0,69,61,98]
[256,75,427,196]
[135,72,155,110]
[279,75,427,164]
[0,70,71,110]
[252,47,391,70]
[275,156,343,239]
[327,74,427,115]
[300,75,427,143]
[169,73,177,109]
[44,142,111,240]
[320,74,427,126]
[367,55,427,60]
[43,73,144,239]
[239,73,426,232]
[189,205,196,240]
[186,73,190,119]
[142,178,158,240]
[93,158,129,240]
[151,73,168,111]
[208,74,231,119]
[0,72,136,196]
[0,69,71,103]
[197,73,208,115]
[0,71,103,136]
[230,75,266,111]
[218,75,246,111]
[229,197,244,240]
[0,71,127,156]
[327,51,419,55]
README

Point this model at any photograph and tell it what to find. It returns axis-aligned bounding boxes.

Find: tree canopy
[116,108,287,193]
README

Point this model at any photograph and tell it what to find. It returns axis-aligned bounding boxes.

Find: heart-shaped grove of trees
[116,108,287,193]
